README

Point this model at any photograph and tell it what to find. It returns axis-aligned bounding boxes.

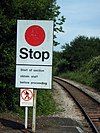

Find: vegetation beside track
[0,0,65,114]
[54,36,100,91]
[1,90,57,118]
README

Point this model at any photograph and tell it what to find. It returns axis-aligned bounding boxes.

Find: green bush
[37,90,57,116]
[55,59,69,75]
[0,0,64,113]
[59,71,93,87]
[87,56,100,89]
[93,68,100,89]
[59,56,100,91]
[82,56,100,74]
[0,89,57,118]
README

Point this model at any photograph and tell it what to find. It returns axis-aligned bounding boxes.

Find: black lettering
[20,48,28,59]
[42,51,50,61]
[19,47,50,61]
[29,49,33,59]
[34,51,41,59]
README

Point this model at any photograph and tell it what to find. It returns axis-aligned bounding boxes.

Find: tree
[62,36,100,70]
[0,0,65,111]
[85,56,100,89]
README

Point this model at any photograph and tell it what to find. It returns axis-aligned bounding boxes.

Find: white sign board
[20,89,33,106]
[15,20,53,89]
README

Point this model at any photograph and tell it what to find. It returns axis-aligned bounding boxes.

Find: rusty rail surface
[54,77,100,133]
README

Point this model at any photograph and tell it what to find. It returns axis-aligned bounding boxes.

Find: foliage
[59,71,93,87]
[55,59,69,75]
[62,36,100,70]
[93,68,100,89]
[53,51,70,75]
[83,56,100,89]
[58,56,100,90]
[11,90,57,117]
[37,90,57,116]
[0,0,65,113]
[82,56,100,75]
[54,36,100,90]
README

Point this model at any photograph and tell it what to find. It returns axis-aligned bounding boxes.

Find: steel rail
[54,76,100,104]
[54,77,99,133]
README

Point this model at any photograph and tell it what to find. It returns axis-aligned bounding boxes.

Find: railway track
[54,77,100,133]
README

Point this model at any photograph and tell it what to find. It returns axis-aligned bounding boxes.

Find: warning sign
[15,20,53,89]
[20,89,33,106]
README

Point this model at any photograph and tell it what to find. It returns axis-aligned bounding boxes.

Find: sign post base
[25,106,28,129]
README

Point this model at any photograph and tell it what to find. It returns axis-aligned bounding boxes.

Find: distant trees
[0,0,65,111]
[54,36,100,72]
[53,35,100,89]
[62,36,100,70]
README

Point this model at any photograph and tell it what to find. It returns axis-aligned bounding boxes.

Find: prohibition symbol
[25,25,45,46]
[21,89,33,101]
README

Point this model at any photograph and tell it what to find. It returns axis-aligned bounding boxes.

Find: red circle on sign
[25,25,45,46]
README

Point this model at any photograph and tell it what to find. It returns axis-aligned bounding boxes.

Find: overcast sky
[54,0,100,51]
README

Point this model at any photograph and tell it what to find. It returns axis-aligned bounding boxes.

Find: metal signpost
[16,20,53,132]
[32,90,37,132]
[20,89,34,129]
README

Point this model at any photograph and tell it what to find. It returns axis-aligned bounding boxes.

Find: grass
[59,71,94,87]
[13,89,57,118]
[37,90,57,116]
